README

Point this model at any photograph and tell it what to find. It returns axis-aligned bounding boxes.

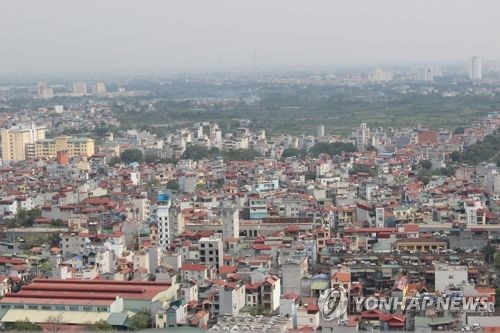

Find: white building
[469,56,482,80]
[199,236,223,270]
[218,283,246,316]
[72,82,87,95]
[151,193,171,246]
[434,264,468,292]
[93,81,107,95]
[354,123,370,150]
[317,125,325,137]
[465,201,486,226]
[222,206,239,240]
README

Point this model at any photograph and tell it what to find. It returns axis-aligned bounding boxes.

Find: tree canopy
[127,311,150,331]
[13,318,42,331]
[120,149,143,164]
[309,142,356,158]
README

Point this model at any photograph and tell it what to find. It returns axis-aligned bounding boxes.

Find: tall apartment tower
[317,125,325,138]
[354,123,370,150]
[73,82,87,95]
[222,206,239,240]
[151,194,171,247]
[37,81,53,99]
[1,123,46,162]
[93,82,107,95]
[469,56,482,80]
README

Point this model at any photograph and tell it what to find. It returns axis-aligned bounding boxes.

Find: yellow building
[35,136,95,158]
[1,124,46,162]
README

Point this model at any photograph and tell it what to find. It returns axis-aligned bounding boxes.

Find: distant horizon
[1,0,500,77]
[0,58,491,81]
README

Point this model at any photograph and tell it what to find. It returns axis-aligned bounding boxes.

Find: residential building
[35,136,95,158]
[1,123,46,162]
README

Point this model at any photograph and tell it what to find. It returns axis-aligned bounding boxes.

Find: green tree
[495,253,500,270]
[166,180,180,191]
[13,318,42,331]
[108,156,121,167]
[281,148,306,159]
[181,146,221,160]
[449,151,461,163]
[481,244,497,264]
[50,219,66,227]
[309,142,356,158]
[120,149,143,164]
[14,208,41,227]
[419,160,433,170]
[127,311,150,331]
[223,149,261,161]
[88,319,115,331]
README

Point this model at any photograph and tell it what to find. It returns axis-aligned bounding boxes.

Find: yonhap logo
[318,286,348,321]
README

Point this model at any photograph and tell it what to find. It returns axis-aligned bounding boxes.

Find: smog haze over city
[1,1,500,333]
[1,0,500,74]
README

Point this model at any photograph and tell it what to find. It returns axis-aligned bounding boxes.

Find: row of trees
[181,145,262,161]
[281,142,357,160]
[449,132,500,166]
[112,142,357,166]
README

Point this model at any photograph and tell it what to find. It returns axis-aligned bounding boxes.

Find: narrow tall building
[222,206,239,240]
[317,125,325,138]
[37,81,53,99]
[72,81,87,95]
[150,193,171,247]
[469,56,482,80]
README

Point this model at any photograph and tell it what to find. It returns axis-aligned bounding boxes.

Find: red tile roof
[0,279,171,304]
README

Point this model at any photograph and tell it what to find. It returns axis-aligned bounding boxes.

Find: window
[97,307,108,312]
[14,304,24,309]
[55,305,65,311]
[82,306,92,311]
[41,305,52,310]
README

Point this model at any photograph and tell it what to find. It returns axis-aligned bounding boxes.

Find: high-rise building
[93,82,106,95]
[354,123,370,150]
[37,81,53,99]
[317,125,325,137]
[368,67,393,82]
[72,82,87,95]
[469,56,482,80]
[1,123,46,162]
[222,206,239,240]
[34,136,95,158]
[417,67,434,81]
[150,194,171,247]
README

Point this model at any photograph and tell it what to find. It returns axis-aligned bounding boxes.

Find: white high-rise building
[222,206,239,240]
[93,82,106,95]
[354,123,370,150]
[469,56,482,80]
[151,193,171,247]
[37,81,53,99]
[417,67,434,81]
[73,82,87,95]
[317,125,325,138]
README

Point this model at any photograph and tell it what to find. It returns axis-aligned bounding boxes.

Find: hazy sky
[1,0,499,74]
